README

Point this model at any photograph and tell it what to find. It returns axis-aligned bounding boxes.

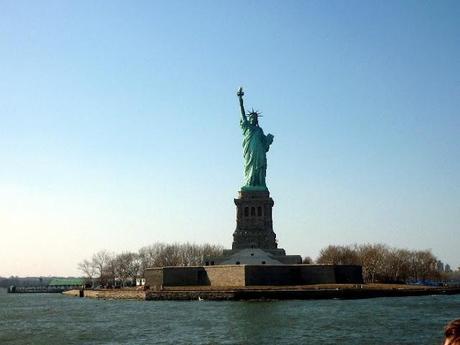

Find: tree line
[78,243,223,287]
[314,243,447,283]
[78,242,454,286]
[0,277,53,288]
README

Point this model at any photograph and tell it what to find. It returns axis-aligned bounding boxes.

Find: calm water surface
[0,288,458,345]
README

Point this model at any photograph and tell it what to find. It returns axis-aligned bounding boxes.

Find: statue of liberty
[237,87,274,191]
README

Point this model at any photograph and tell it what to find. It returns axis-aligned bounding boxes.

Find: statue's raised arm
[237,87,247,122]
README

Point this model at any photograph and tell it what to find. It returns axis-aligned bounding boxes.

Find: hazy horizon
[1,1,459,276]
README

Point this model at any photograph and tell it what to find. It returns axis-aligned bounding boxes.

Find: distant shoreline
[62,284,460,301]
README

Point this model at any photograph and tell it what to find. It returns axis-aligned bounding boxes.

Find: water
[0,288,458,345]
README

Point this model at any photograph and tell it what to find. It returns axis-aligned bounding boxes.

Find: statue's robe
[241,119,272,189]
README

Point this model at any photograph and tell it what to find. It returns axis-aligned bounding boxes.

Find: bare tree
[138,242,224,270]
[138,243,167,273]
[104,256,117,287]
[382,248,411,283]
[77,259,96,287]
[200,243,224,263]
[113,252,140,287]
[92,250,113,286]
[302,256,313,264]
[412,250,439,281]
[316,245,360,265]
[357,244,389,283]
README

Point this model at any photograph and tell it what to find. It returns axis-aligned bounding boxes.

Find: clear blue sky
[1,0,459,276]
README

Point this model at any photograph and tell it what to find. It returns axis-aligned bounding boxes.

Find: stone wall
[204,265,245,287]
[145,264,363,288]
[245,265,363,286]
[299,265,336,284]
[245,265,302,285]
[162,267,203,286]
[334,265,364,284]
[144,268,164,290]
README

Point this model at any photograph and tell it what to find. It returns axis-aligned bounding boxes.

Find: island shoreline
[62,284,460,301]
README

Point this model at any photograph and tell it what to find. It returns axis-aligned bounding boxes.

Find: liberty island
[142,88,363,291]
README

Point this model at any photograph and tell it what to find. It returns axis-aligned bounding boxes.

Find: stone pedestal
[206,189,302,265]
[232,190,278,250]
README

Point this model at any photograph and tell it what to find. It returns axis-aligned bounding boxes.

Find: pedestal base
[206,248,302,265]
[208,189,302,265]
[232,190,278,250]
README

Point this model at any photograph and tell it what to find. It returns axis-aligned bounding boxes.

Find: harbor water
[0,288,458,344]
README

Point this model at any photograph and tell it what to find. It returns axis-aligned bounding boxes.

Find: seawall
[63,288,144,300]
[63,285,460,301]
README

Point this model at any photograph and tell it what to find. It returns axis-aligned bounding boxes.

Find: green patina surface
[237,87,273,191]
[48,278,84,286]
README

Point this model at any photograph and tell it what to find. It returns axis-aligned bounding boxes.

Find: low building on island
[48,278,85,291]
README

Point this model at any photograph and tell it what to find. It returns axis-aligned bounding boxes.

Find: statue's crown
[247,108,262,117]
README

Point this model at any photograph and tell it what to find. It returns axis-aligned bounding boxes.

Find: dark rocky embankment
[63,284,460,301]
